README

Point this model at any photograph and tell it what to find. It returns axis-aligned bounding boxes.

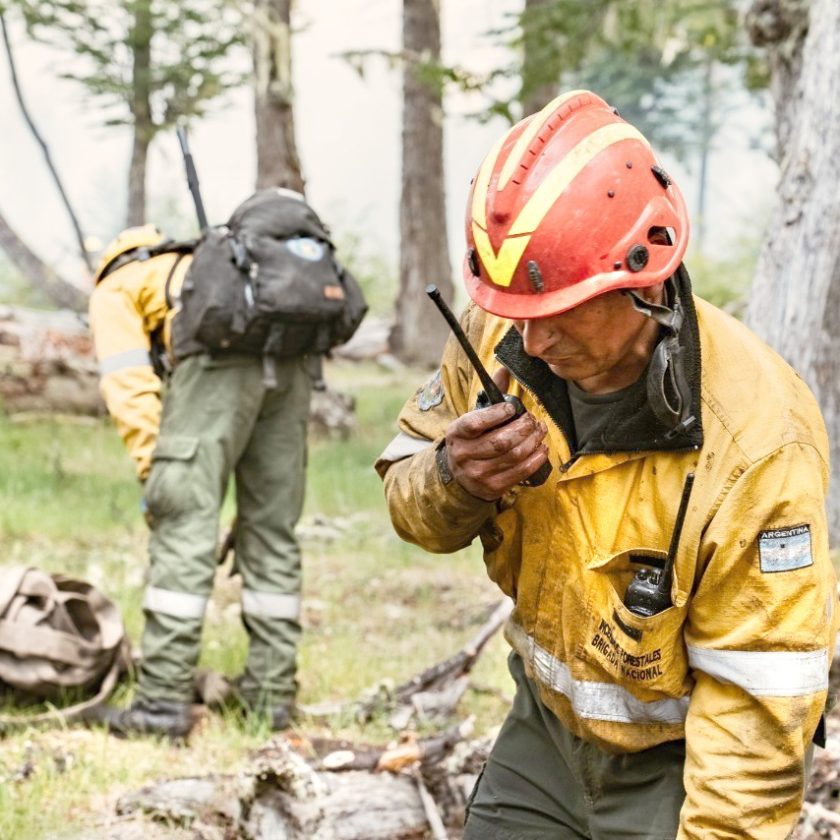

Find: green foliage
[0,253,53,307]
[686,235,761,315]
[332,228,397,317]
[9,0,246,137]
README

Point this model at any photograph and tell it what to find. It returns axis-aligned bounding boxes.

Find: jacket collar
[493,264,704,456]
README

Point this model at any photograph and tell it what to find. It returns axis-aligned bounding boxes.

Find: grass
[0,358,511,839]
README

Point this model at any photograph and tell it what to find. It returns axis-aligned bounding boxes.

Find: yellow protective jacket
[376,277,838,839]
[89,252,191,480]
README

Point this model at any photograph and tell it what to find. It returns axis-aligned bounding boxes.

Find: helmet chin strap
[624,287,696,437]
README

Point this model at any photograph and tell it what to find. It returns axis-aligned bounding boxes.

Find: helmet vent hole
[651,165,672,188]
[648,227,675,246]
[527,260,544,293]
[467,248,480,277]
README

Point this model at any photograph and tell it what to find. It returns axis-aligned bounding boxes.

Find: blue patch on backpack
[758,524,813,573]
[286,237,325,262]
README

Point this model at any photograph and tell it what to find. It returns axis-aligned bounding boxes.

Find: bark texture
[126,0,153,227]
[253,0,305,193]
[745,0,810,153]
[390,0,454,368]
[115,729,490,839]
[745,0,840,543]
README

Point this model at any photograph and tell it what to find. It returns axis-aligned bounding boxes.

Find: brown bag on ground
[0,566,130,731]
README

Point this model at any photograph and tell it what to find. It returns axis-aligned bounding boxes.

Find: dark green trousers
[464,653,686,840]
[138,353,311,707]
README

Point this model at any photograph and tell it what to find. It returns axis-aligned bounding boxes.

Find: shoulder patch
[758,525,813,573]
[416,369,445,411]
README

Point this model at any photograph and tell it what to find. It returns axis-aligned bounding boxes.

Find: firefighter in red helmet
[377,91,837,838]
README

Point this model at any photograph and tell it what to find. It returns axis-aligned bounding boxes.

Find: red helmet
[463,90,689,319]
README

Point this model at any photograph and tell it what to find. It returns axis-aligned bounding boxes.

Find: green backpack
[170,189,368,385]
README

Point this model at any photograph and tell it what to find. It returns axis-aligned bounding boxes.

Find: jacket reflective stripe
[378,431,434,464]
[241,589,300,620]
[687,645,829,697]
[143,586,207,619]
[508,622,690,725]
[99,348,153,376]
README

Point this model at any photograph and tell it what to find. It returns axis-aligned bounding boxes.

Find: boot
[266,703,294,731]
[90,699,196,740]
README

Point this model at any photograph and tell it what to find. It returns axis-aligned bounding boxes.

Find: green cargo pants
[463,653,686,840]
[138,353,311,708]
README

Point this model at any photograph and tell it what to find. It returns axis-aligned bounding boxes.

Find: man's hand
[445,368,548,501]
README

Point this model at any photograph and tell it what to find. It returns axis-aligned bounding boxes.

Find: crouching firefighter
[90,189,366,739]
[376,91,838,838]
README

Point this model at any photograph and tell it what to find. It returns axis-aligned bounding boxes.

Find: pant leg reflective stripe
[143,586,207,619]
[241,589,300,620]
[687,645,829,697]
[377,431,434,463]
[99,348,153,376]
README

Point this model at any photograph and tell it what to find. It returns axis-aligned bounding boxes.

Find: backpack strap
[163,250,190,310]
[96,238,198,285]
[0,645,128,733]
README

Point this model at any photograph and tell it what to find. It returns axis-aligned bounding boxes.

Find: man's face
[511,285,664,392]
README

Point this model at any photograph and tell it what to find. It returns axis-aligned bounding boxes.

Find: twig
[412,767,448,840]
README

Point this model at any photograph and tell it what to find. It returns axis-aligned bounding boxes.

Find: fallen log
[0,305,102,414]
[0,304,357,435]
[117,728,493,839]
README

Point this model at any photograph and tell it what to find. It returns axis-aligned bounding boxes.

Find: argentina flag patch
[758,525,813,573]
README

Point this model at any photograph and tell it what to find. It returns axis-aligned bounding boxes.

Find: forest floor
[2,357,839,839]
[0,359,511,839]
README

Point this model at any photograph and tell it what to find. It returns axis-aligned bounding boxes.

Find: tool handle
[176,126,209,233]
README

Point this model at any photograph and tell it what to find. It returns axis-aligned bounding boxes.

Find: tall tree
[252,0,304,192]
[390,0,453,367]
[13,0,244,226]
[745,0,840,542]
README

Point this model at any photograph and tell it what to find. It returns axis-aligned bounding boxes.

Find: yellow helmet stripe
[474,123,649,288]
[497,90,589,191]
[471,131,509,230]
[471,223,531,290]
[510,123,649,236]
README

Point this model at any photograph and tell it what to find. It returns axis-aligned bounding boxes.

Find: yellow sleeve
[89,258,171,481]
[376,304,496,553]
[679,441,838,839]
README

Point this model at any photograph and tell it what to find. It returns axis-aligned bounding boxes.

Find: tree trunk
[0,209,88,311]
[390,0,453,368]
[745,0,840,544]
[746,0,811,155]
[127,0,154,227]
[1,13,92,272]
[520,0,558,116]
[253,0,305,193]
